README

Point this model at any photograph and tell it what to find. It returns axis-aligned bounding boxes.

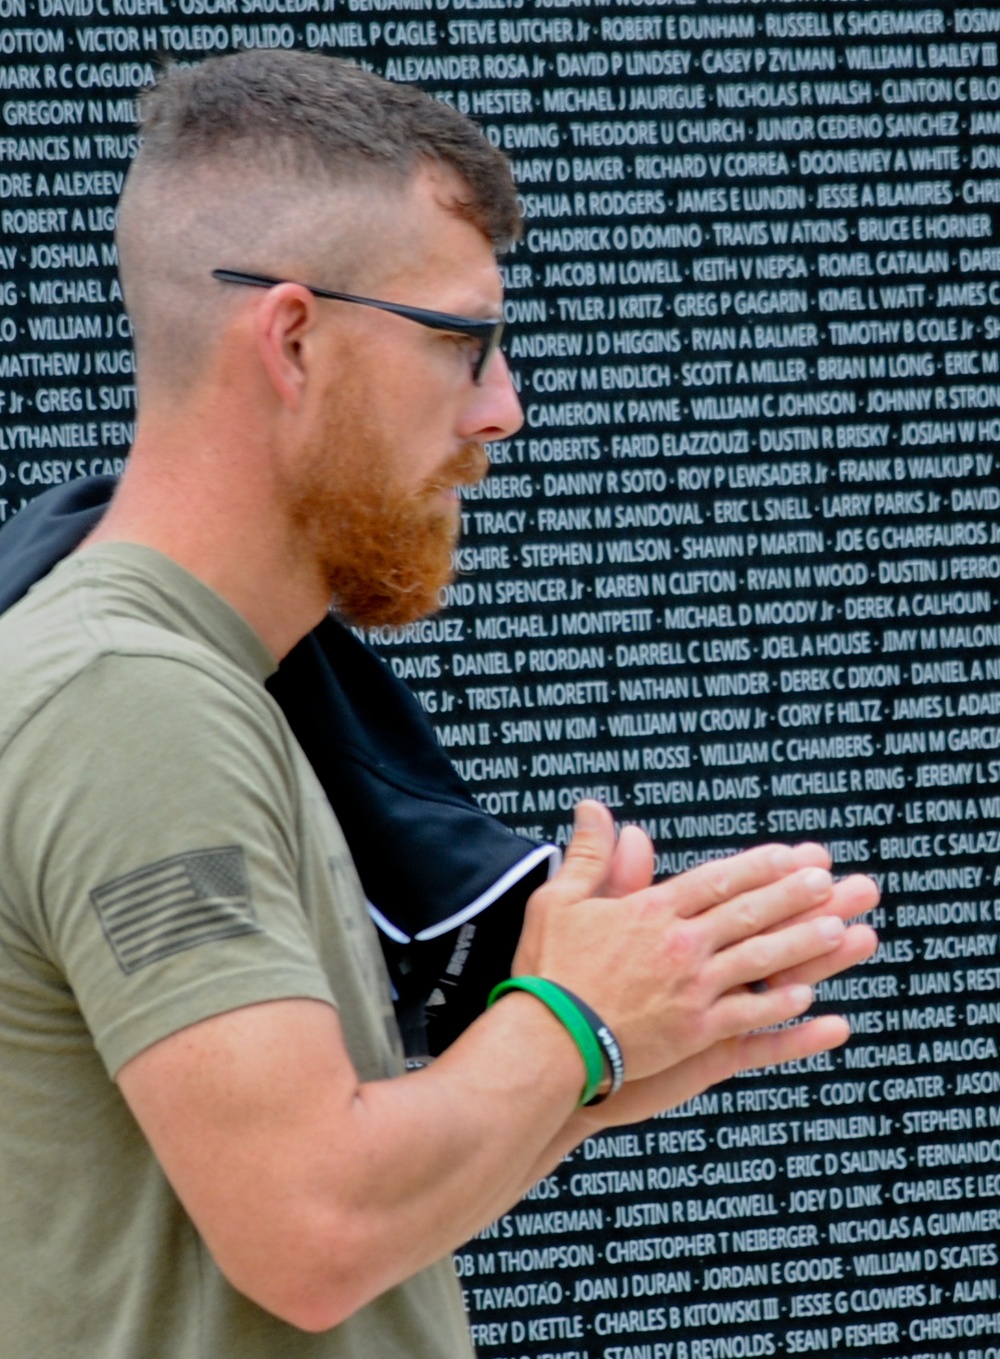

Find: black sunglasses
[212,268,504,384]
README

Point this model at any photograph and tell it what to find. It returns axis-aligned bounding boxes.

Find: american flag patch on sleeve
[91,846,260,974]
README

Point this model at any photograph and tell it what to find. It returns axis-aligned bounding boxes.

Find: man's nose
[461,350,524,443]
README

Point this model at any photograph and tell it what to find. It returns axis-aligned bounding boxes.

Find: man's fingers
[531,800,617,908]
[695,864,880,958]
[825,873,880,921]
[603,823,656,899]
[707,975,827,1043]
[766,920,879,989]
[699,863,836,955]
[708,913,847,1006]
[517,831,877,1086]
[537,804,656,906]
[732,1013,852,1070]
[663,841,830,923]
[773,872,880,928]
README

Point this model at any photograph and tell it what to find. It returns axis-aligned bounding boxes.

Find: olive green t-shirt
[0,543,474,1359]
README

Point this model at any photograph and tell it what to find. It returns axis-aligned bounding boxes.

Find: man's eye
[446,332,484,368]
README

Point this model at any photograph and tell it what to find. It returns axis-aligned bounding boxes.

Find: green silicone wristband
[487,976,605,1106]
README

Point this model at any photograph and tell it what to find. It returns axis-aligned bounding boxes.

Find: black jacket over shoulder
[0,477,558,1056]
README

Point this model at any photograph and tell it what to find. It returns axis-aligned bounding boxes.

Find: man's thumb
[541,800,617,905]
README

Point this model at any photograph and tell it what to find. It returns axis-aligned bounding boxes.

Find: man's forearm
[120,810,878,1333]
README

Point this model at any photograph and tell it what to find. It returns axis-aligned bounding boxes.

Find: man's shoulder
[0,545,276,757]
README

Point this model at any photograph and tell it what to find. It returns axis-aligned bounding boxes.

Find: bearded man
[0,50,878,1359]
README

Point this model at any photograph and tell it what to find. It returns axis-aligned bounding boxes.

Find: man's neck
[85,426,329,662]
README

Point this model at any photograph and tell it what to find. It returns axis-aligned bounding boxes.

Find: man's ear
[253,283,320,411]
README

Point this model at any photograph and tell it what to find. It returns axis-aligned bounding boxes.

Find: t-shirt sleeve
[4,653,338,1076]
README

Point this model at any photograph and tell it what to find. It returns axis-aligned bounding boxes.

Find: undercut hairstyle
[131,50,521,252]
[115,51,521,391]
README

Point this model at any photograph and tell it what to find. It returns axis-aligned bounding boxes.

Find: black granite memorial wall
[1,4,999,1357]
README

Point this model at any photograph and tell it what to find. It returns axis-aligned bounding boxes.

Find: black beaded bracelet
[544,980,625,1105]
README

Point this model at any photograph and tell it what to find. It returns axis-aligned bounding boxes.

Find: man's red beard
[290,439,489,629]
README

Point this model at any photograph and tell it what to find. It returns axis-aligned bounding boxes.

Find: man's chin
[320,462,471,629]
[330,540,458,630]
[334,580,452,630]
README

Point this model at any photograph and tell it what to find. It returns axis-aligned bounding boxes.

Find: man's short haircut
[133,50,521,253]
